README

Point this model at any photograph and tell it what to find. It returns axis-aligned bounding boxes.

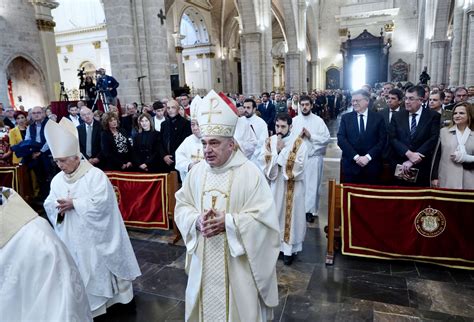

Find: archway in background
[6,56,47,109]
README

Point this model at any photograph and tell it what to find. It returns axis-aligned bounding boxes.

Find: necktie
[410,114,417,137]
[86,124,92,157]
[359,114,365,133]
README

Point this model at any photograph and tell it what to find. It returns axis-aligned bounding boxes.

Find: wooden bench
[325,179,342,265]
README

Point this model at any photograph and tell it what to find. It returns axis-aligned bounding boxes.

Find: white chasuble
[261,134,308,255]
[175,149,280,322]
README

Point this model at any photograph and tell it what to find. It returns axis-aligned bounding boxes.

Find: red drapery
[341,184,474,270]
[0,166,19,191]
[105,172,169,230]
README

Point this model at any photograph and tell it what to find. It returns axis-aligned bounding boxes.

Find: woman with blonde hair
[432,102,474,189]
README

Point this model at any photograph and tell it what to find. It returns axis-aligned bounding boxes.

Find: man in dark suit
[65,104,83,127]
[380,88,404,162]
[337,89,386,184]
[78,107,102,167]
[257,92,276,134]
[389,85,440,187]
[160,99,192,173]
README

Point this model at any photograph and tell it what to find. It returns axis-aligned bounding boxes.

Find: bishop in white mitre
[175,96,204,181]
[0,188,92,322]
[175,90,280,321]
[43,118,141,318]
[261,114,308,265]
[291,96,330,221]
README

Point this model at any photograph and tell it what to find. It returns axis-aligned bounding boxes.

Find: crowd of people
[1,82,473,321]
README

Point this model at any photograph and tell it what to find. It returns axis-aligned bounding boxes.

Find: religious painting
[326,67,340,89]
[391,58,409,82]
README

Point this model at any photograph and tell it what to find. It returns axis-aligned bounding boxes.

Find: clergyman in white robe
[234,116,258,160]
[244,114,269,165]
[44,163,141,317]
[292,113,330,215]
[175,133,204,181]
[261,133,308,256]
[175,149,280,321]
[0,188,92,322]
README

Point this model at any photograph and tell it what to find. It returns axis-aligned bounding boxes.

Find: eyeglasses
[403,97,420,101]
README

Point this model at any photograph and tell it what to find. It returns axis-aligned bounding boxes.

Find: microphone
[137,76,147,80]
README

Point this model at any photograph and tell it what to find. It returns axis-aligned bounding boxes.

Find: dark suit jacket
[100,128,133,171]
[389,108,440,186]
[65,115,84,125]
[257,101,276,132]
[132,131,163,172]
[160,115,192,172]
[380,106,404,160]
[3,117,15,129]
[77,120,102,160]
[337,110,386,183]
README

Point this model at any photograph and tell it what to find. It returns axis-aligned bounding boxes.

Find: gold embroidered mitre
[190,95,202,120]
[198,90,239,137]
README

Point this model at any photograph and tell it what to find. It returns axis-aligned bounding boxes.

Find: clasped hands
[196,209,226,238]
[56,197,74,214]
[355,155,370,167]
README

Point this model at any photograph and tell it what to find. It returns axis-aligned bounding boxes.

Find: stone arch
[179,6,210,46]
[79,61,97,78]
[5,55,48,108]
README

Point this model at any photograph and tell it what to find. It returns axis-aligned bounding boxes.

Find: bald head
[80,107,94,125]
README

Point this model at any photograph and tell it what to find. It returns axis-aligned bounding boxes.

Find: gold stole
[283,137,303,243]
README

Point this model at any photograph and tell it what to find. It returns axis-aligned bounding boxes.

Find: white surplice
[243,114,269,166]
[292,113,330,214]
[44,166,141,317]
[261,134,308,255]
[175,134,204,181]
[0,190,92,322]
[234,117,258,160]
[175,149,280,321]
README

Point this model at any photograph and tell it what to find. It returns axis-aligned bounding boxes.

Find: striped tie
[410,113,417,137]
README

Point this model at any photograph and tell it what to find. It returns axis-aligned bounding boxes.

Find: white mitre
[44,117,80,158]
[190,95,202,120]
[198,90,239,137]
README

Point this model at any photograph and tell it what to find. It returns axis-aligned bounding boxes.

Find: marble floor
[98,117,474,322]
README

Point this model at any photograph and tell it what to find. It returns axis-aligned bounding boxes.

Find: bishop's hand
[201,209,226,238]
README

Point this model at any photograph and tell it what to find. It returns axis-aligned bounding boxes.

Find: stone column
[285,52,300,93]
[172,33,186,86]
[449,0,465,86]
[297,0,308,92]
[466,9,474,85]
[29,0,61,102]
[415,0,426,78]
[142,0,170,101]
[240,32,263,95]
[103,0,141,104]
[310,61,318,90]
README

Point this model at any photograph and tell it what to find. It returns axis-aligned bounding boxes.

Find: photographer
[83,76,96,109]
[96,68,119,106]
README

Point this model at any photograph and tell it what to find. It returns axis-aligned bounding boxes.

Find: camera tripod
[92,90,109,112]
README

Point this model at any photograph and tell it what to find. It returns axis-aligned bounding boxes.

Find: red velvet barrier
[341,184,474,270]
[105,172,169,230]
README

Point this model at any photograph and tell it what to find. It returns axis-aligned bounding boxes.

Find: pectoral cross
[191,149,202,162]
[157,9,166,25]
[201,98,222,123]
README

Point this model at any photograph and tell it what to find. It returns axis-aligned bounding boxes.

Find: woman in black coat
[132,113,163,172]
[100,112,133,171]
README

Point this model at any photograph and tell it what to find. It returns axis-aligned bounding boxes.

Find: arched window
[180,7,209,46]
